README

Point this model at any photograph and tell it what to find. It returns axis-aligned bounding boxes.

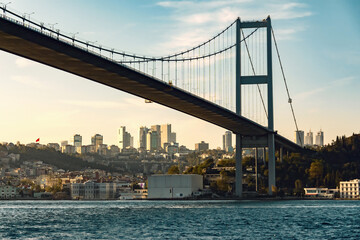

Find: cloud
[12,75,43,88]
[270,2,312,20]
[157,0,252,10]
[59,97,164,110]
[15,58,36,68]
[157,0,312,23]
[331,76,355,87]
[154,0,312,54]
[273,28,297,40]
[295,76,355,99]
[60,99,127,109]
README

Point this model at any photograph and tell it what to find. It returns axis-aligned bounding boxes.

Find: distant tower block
[295,130,304,147]
[305,130,313,146]
[223,131,233,152]
[315,130,324,146]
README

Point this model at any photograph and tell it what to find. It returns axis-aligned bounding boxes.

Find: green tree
[309,160,324,187]
[167,165,180,174]
[293,179,304,196]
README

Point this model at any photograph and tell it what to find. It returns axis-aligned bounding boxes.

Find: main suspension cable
[271,27,301,145]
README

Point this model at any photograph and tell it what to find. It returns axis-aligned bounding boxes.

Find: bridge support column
[266,16,276,196]
[235,134,242,197]
[235,17,242,198]
[263,147,266,164]
[268,133,275,195]
[255,147,258,192]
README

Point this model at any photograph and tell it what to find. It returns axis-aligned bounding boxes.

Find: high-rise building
[195,141,209,152]
[130,136,134,148]
[139,126,149,149]
[170,132,176,143]
[223,131,232,152]
[118,126,132,150]
[73,134,82,148]
[161,124,171,148]
[315,130,324,147]
[118,126,126,150]
[61,145,75,154]
[305,130,313,146]
[295,130,304,147]
[60,141,68,147]
[151,125,161,149]
[146,130,159,152]
[91,134,103,151]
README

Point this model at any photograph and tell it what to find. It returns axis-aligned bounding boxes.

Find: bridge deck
[0,17,300,151]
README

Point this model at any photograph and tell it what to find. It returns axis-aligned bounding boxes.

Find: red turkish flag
[36,138,40,142]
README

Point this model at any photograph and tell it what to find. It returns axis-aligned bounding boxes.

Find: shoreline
[0,196,356,201]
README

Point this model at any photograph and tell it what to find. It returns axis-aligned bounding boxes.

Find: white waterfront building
[340,179,360,199]
[148,174,203,199]
[304,188,338,198]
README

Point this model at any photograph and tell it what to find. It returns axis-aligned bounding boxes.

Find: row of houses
[4,176,360,200]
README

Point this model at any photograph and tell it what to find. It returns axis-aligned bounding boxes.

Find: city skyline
[13,123,202,150]
[0,0,359,149]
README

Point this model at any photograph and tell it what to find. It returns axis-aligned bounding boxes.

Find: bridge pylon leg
[268,133,275,195]
[255,147,258,192]
[235,134,242,197]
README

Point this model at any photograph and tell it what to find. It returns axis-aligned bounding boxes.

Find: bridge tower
[235,16,275,197]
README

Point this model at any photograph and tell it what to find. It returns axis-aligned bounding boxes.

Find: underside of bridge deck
[0,17,301,152]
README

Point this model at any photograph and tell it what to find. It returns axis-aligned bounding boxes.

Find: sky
[0,0,359,149]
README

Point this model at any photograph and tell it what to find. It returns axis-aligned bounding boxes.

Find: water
[0,200,359,239]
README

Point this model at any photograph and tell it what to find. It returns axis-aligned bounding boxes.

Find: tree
[293,179,304,196]
[309,160,324,187]
[167,165,180,174]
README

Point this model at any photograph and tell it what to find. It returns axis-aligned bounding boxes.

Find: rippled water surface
[1,200,360,239]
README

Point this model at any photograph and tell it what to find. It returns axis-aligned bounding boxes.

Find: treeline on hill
[277,134,360,194]
[1,145,112,172]
[171,134,360,196]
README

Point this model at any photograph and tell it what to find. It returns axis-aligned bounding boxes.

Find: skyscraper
[223,131,232,152]
[146,130,158,152]
[295,130,304,147]
[130,136,134,148]
[161,124,171,148]
[118,126,131,150]
[73,134,82,148]
[170,132,176,143]
[151,125,161,149]
[139,126,149,150]
[91,134,103,151]
[315,130,324,147]
[305,130,313,146]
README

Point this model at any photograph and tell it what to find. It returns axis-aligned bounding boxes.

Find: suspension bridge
[0,6,302,196]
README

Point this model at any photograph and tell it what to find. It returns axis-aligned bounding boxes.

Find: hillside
[1,144,111,172]
[276,133,360,193]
